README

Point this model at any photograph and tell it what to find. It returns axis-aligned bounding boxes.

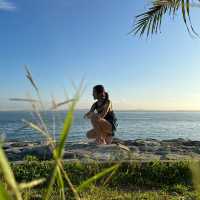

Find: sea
[1,111,200,143]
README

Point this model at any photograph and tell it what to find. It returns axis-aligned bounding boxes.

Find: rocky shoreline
[3,138,200,162]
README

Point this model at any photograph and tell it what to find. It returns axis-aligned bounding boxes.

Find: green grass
[19,186,198,200]
[1,159,198,199]
[6,159,197,199]
[1,157,197,199]
[10,160,192,188]
[80,186,198,200]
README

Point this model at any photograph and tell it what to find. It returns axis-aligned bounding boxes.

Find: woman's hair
[93,85,109,101]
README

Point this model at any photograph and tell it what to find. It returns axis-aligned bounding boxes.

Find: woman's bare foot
[96,136,106,145]
[105,136,112,144]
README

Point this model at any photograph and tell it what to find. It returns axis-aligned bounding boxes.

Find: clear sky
[1,0,200,111]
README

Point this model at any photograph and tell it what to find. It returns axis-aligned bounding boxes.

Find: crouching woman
[84,85,117,144]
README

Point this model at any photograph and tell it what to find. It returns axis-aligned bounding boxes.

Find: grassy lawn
[81,186,198,200]
[1,159,198,199]
[21,186,198,200]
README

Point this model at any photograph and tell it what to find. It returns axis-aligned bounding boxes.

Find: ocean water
[1,111,200,143]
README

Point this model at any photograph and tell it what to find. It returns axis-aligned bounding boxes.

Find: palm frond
[133,0,199,37]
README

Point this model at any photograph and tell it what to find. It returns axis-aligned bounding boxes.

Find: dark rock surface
[3,138,200,162]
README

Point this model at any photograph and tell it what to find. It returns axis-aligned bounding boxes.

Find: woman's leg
[90,114,112,144]
[86,129,97,139]
[86,128,105,144]
[105,135,113,144]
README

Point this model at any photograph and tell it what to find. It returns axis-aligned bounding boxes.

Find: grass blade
[58,160,80,200]
[44,102,77,200]
[190,161,200,193]
[51,99,75,110]
[44,166,57,200]
[0,183,11,200]
[24,65,39,93]
[56,166,65,200]
[102,166,119,186]
[56,84,82,157]
[19,178,46,190]
[56,103,75,157]
[0,145,22,200]
[44,85,83,200]
[77,164,119,192]
[22,120,49,139]
[9,98,39,103]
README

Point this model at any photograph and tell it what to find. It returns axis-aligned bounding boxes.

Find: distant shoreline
[2,109,200,112]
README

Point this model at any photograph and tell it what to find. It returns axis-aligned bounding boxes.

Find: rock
[3,142,14,150]
[171,192,178,196]
[5,144,52,161]
[63,151,76,159]
[162,138,186,145]
[123,140,138,146]
[21,145,52,160]
[4,138,200,162]
[193,147,200,154]
[112,138,125,145]
[183,140,200,146]
[6,148,23,161]
[138,145,158,153]
[129,146,139,152]
[155,147,169,156]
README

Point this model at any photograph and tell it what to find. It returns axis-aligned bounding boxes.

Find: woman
[84,85,117,144]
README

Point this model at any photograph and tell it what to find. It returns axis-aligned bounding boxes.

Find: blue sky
[0,0,200,111]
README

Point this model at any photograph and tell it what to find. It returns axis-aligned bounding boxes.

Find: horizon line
[2,108,200,112]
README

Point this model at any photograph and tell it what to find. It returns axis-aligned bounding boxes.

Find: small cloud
[0,0,16,11]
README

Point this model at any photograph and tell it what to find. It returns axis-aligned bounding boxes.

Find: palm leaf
[185,0,199,37]
[133,0,198,37]
[133,0,177,37]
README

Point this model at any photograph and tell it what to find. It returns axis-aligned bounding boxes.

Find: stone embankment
[3,138,200,162]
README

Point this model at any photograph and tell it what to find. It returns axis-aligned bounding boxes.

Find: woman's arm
[84,103,96,119]
[89,103,96,112]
